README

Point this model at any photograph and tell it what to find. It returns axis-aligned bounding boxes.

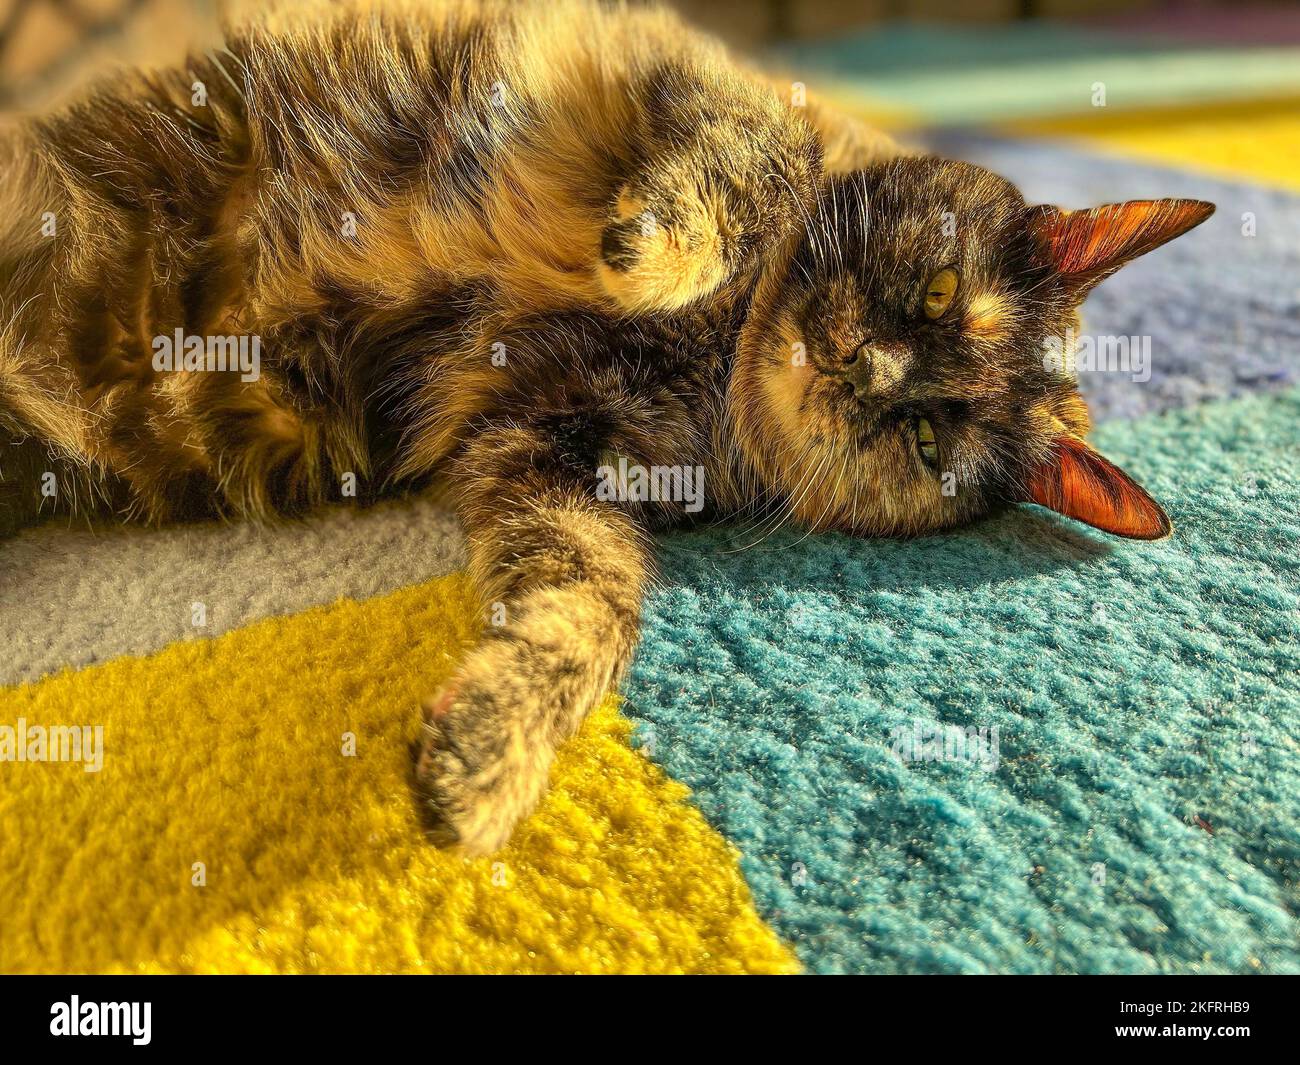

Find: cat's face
[730,156,1213,539]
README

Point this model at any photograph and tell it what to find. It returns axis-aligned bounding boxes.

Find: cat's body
[0,0,872,528]
[0,0,1211,851]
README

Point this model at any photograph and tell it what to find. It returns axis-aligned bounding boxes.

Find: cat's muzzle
[832,340,910,400]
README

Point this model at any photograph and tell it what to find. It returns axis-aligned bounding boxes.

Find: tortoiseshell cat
[0,0,1212,851]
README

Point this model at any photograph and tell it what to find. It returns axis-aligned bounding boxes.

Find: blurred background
[0,0,221,111]
[1,0,1297,185]
[3,1,1300,111]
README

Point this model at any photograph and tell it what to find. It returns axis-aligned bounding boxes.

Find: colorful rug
[1,19,1297,974]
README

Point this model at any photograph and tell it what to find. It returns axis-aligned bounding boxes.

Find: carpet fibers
[1,21,1296,974]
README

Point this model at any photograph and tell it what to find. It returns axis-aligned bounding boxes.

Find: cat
[0,0,1212,852]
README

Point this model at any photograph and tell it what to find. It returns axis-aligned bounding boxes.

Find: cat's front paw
[412,582,634,854]
[413,671,552,856]
[597,177,735,313]
[597,132,820,315]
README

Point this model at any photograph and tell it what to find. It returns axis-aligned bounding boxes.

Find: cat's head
[730,155,1213,539]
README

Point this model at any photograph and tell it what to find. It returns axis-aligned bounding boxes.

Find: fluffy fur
[0,0,1211,850]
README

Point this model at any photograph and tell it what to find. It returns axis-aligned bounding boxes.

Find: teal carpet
[620,138,1300,973]
[627,391,1298,973]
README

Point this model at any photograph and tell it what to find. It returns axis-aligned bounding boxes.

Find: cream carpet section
[0,494,465,686]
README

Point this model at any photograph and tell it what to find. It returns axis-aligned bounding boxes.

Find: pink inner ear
[1030,199,1214,291]
[1026,437,1171,540]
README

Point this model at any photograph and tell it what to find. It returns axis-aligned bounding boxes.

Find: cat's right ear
[1027,199,1214,299]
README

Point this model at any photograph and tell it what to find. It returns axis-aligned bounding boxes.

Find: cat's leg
[0,347,367,528]
[414,422,650,855]
[596,66,823,314]
[0,305,94,532]
[0,127,109,533]
[0,396,107,536]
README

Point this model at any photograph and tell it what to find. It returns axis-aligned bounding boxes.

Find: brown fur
[0,0,1210,851]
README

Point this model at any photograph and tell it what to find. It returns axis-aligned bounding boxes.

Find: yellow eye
[924,268,959,319]
[916,416,939,469]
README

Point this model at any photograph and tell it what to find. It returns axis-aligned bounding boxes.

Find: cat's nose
[840,345,874,391]
[838,342,908,397]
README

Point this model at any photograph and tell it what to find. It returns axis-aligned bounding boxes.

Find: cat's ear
[1022,435,1171,540]
[1027,199,1214,298]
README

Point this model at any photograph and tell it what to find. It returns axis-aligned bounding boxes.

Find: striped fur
[0,0,1208,851]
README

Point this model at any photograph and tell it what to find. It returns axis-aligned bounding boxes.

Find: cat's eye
[923,268,959,319]
[915,416,939,469]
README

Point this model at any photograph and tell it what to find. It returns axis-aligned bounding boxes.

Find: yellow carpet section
[1004,96,1300,192]
[0,575,797,974]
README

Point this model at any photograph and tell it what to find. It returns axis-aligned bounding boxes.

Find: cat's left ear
[1028,199,1214,298]
[1021,434,1171,540]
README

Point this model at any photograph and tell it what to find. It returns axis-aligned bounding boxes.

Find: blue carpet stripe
[624,388,1299,973]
